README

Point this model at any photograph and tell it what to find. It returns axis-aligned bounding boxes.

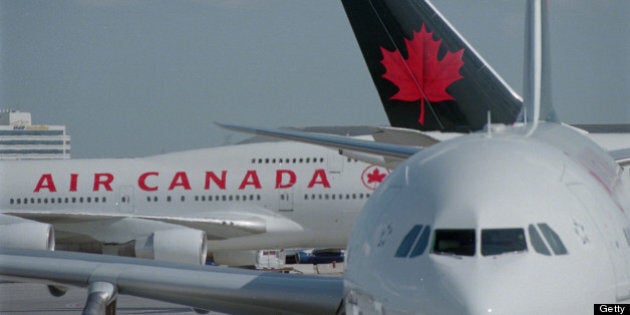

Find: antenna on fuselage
[523,0,557,136]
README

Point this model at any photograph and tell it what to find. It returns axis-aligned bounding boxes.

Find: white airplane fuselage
[0,140,387,261]
[345,123,630,314]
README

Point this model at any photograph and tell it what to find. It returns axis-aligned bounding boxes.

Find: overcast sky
[1,0,628,158]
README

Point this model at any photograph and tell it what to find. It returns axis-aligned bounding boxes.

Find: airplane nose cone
[423,255,536,315]
[424,254,599,315]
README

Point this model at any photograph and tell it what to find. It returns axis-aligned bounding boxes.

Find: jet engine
[135,228,207,265]
[0,214,55,251]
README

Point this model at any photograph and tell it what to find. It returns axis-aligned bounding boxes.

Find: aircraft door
[327,151,344,174]
[117,185,135,213]
[278,189,294,213]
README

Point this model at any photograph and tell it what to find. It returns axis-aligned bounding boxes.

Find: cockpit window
[481,228,527,256]
[395,225,431,258]
[396,225,422,258]
[537,223,568,255]
[410,225,431,258]
[433,229,475,256]
[528,223,568,256]
[528,224,551,256]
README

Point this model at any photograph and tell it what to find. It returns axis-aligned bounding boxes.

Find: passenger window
[433,229,475,256]
[481,228,527,256]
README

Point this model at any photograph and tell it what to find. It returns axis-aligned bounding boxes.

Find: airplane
[0,128,398,266]
[2,0,630,314]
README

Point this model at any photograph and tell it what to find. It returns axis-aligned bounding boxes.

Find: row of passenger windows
[249,157,361,164]
[145,194,262,202]
[10,192,365,206]
[303,193,370,200]
[9,196,107,205]
[251,157,324,164]
[395,223,568,258]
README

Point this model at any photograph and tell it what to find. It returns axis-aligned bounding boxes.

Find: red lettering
[138,172,159,191]
[239,170,261,189]
[168,172,191,190]
[275,169,296,189]
[34,174,57,192]
[204,171,226,190]
[307,169,331,188]
[93,173,114,191]
[69,173,78,192]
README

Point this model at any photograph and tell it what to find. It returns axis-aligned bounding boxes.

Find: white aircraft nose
[425,253,594,315]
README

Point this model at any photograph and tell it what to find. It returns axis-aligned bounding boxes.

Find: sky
[1,0,628,158]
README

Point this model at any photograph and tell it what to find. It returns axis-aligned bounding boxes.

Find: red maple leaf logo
[380,24,464,125]
[367,168,387,184]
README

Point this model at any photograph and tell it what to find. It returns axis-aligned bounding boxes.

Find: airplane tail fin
[341,0,523,132]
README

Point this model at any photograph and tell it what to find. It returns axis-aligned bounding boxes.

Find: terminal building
[0,110,71,160]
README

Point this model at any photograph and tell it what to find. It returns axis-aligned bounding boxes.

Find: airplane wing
[0,248,342,315]
[217,123,421,166]
[5,205,292,240]
[371,126,442,147]
[610,148,630,167]
[2,205,304,265]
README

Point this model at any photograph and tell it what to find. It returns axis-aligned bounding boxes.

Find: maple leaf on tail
[380,24,464,125]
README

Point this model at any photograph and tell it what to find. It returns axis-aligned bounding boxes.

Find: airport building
[0,110,71,160]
